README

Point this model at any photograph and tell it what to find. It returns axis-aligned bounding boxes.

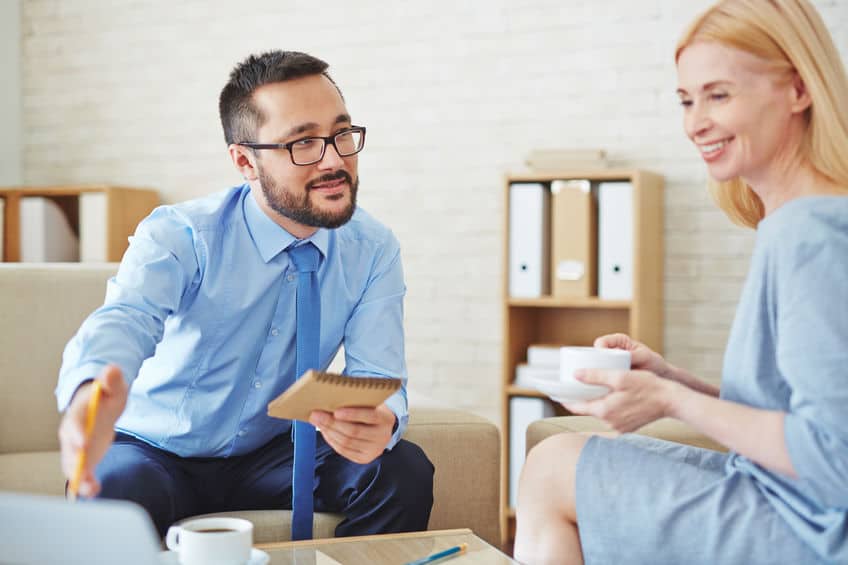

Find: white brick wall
[1,0,21,185]
[20,0,848,426]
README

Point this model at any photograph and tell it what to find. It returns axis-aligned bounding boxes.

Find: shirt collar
[242,185,330,263]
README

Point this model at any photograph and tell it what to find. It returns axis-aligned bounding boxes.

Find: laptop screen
[0,492,162,565]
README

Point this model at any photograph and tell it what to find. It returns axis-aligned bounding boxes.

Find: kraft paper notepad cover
[267,370,402,422]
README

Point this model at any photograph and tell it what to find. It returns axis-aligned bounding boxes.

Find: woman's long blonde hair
[676,0,848,228]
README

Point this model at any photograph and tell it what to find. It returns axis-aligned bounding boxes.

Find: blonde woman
[514,1,848,564]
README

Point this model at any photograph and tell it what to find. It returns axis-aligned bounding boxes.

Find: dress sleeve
[777,211,848,508]
[54,206,201,411]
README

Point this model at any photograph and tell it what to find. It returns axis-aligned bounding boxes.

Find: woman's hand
[564,368,681,433]
[594,333,720,397]
[594,333,674,380]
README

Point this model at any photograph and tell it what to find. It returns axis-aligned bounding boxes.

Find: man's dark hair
[218,50,342,145]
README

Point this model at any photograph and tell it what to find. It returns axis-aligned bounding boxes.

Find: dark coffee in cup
[196,528,236,533]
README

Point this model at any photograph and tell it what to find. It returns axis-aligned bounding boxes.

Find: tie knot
[288,242,320,273]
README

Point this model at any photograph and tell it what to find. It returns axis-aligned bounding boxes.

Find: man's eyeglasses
[238,126,366,166]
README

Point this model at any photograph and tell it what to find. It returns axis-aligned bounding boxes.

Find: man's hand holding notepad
[267,370,402,423]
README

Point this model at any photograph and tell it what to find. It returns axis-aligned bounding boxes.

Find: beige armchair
[0,264,500,546]
[527,415,726,456]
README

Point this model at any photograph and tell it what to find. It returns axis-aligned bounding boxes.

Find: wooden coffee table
[257,528,517,564]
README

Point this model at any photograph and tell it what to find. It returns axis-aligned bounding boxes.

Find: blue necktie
[288,242,320,541]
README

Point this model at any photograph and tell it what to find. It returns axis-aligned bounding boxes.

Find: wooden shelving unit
[500,169,664,545]
[0,185,159,262]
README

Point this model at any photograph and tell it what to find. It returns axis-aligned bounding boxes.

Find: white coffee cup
[559,346,632,399]
[165,517,253,565]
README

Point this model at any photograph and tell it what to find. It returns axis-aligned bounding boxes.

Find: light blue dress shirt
[56,184,408,457]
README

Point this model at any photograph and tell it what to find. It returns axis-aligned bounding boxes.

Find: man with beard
[54,50,434,540]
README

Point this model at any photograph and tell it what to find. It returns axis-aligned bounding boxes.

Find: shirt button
[254,381,262,389]
[286,274,295,282]
[270,328,279,336]
[237,429,247,437]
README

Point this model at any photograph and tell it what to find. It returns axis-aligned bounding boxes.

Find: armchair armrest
[527,416,727,454]
[405,408,500,547]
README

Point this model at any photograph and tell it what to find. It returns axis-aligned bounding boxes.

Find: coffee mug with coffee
[165,516,253,565]
[559,346,632,400]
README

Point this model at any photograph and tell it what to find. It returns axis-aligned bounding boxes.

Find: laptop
[0,491,163,565]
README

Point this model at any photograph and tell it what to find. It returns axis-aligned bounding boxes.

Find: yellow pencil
[68,380,102,500]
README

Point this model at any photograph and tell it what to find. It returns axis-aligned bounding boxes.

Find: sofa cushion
[201,408,501,545]
[0,451,65,496]
[189,510,343,543]
[0,264,118,455]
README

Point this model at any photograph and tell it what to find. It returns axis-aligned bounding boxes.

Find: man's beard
[258,167,358,229]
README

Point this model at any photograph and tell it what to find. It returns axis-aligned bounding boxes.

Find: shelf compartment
[0,185,159,262]
[504,305,631,374]
[507,296,630,309]
[505,385,547,398]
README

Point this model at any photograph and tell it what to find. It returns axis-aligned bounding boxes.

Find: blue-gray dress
[575,196,848,564]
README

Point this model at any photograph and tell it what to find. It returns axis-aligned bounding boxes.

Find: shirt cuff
[55,362,108,411]
[384,390,408,450]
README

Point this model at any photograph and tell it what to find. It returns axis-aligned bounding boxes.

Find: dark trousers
[94,432,434,537]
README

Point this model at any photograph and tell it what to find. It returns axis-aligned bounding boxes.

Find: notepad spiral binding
[314,372,399,389]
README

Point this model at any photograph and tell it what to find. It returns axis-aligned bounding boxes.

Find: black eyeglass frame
[237,126,367,166]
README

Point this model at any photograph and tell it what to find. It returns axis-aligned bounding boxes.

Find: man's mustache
[306,170,352,190]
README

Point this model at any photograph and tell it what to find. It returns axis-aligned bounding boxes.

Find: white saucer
[527,375,609,404]
[160,547,269,565]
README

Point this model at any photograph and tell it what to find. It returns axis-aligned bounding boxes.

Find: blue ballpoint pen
[405,543,468,565]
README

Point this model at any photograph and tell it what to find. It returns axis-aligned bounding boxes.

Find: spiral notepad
[267,370,402,422]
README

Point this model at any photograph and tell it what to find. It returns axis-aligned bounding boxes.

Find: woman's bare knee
[518,433,591,522]
[515,433,591,565]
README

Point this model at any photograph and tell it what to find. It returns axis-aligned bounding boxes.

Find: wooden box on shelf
[0,185,159,262]
[500,169,664,544]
